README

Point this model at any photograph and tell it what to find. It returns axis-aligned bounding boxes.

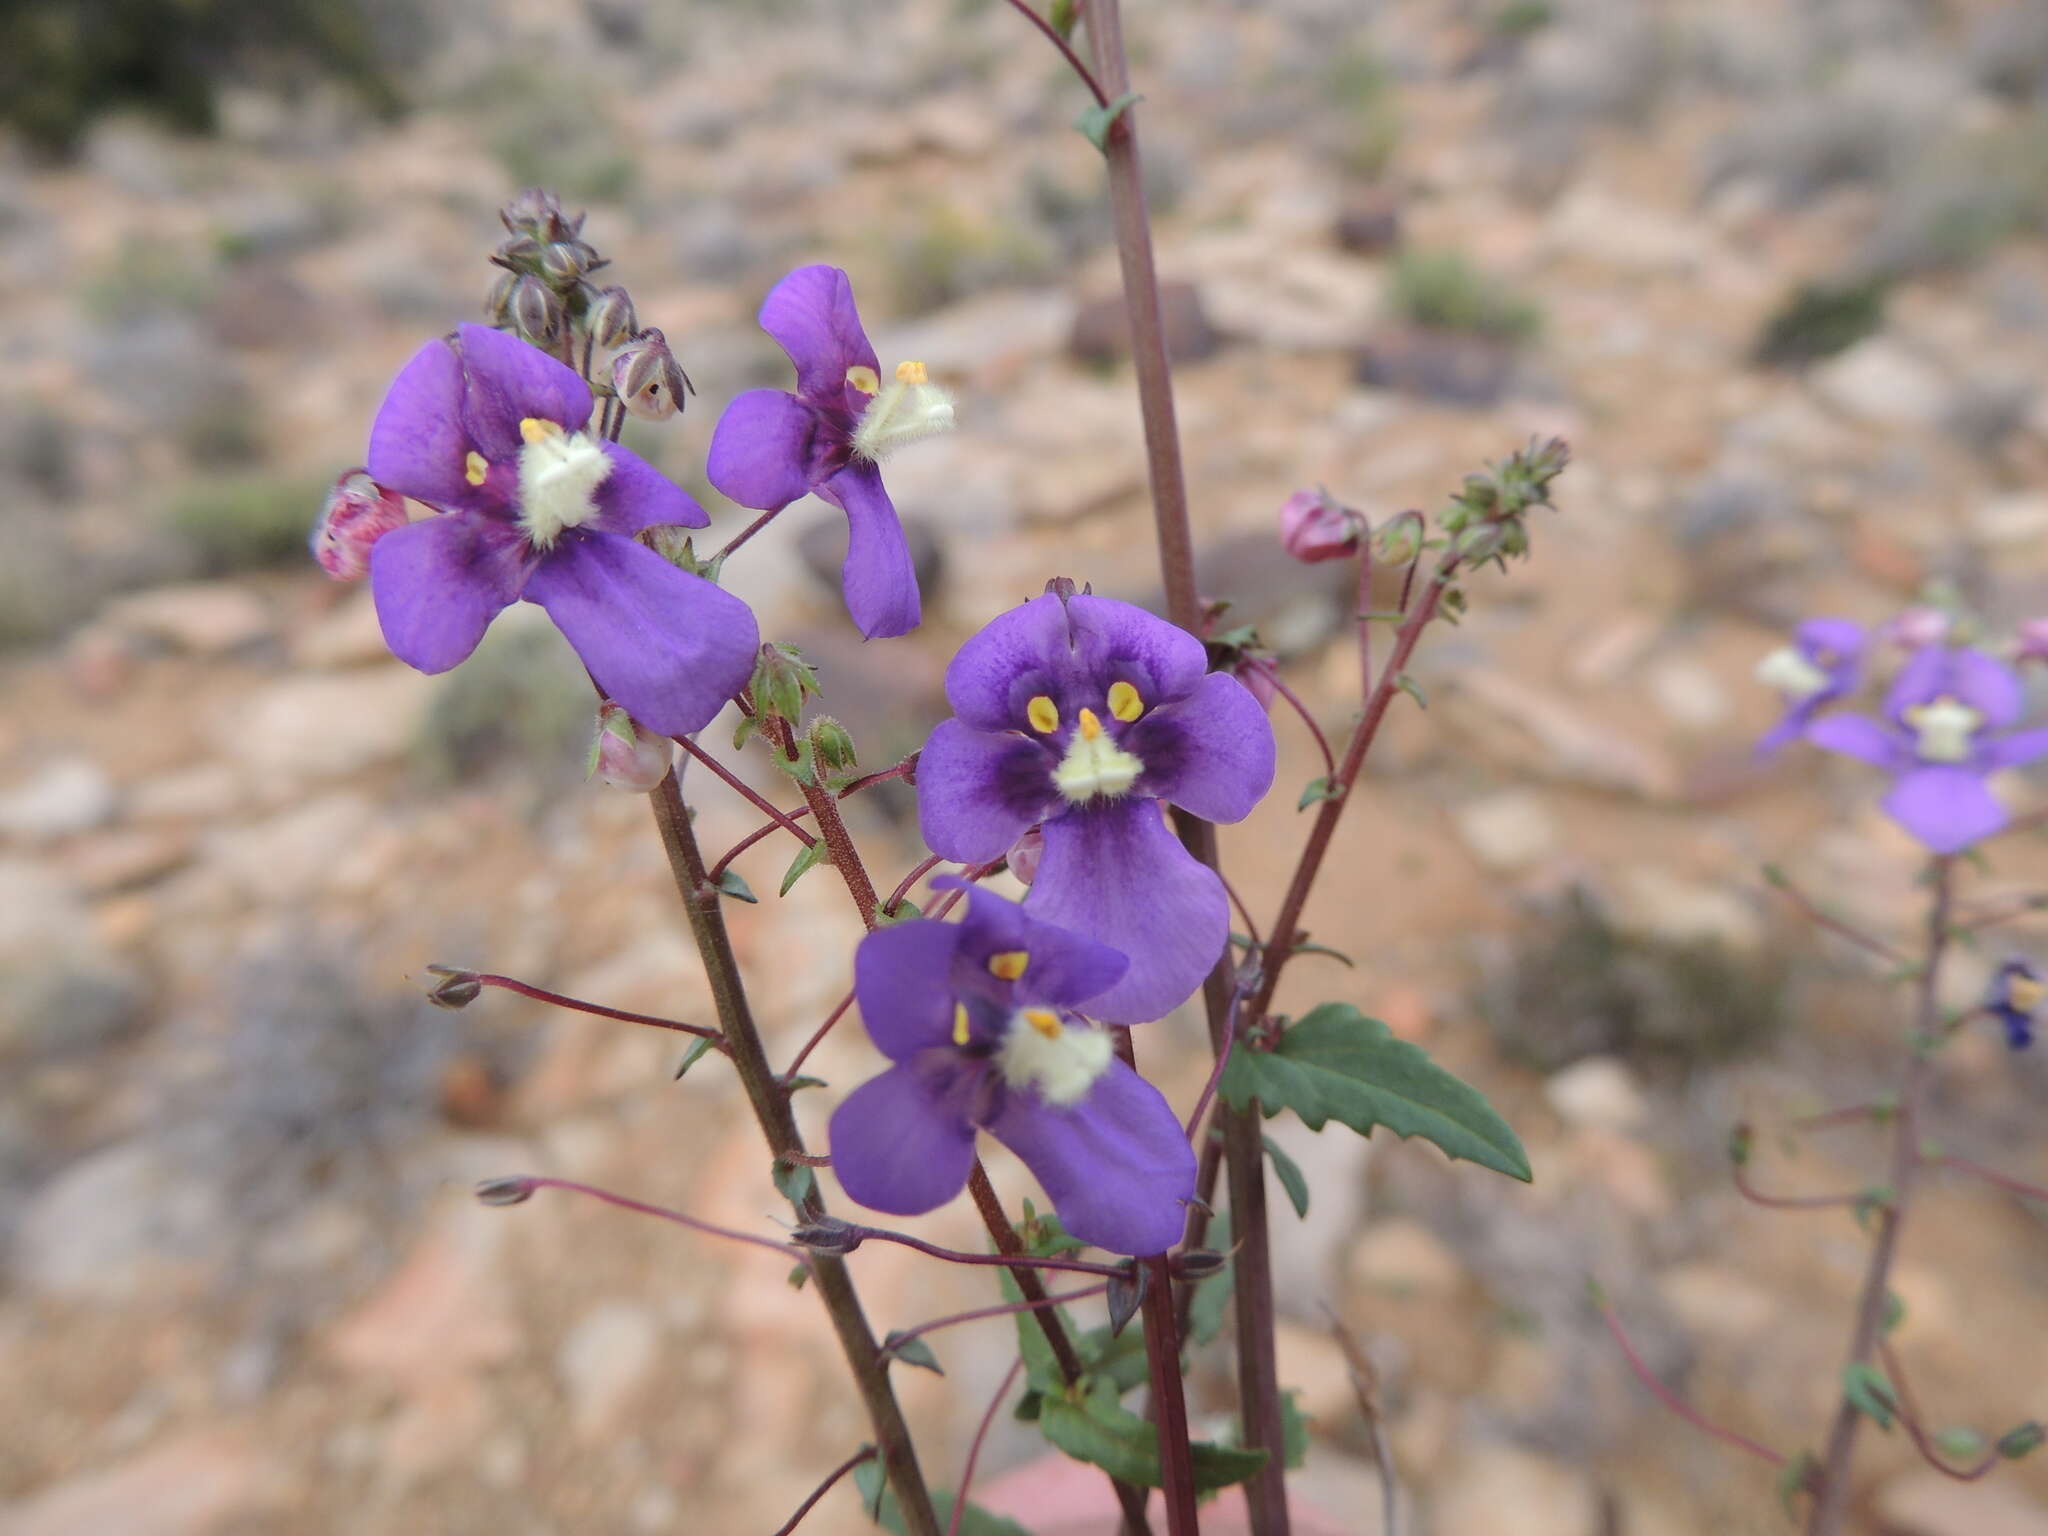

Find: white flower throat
[1904,695,1981,764]
[1755,646,1830,701]
[996,1007,1113,1107]
[514,417,613,549]
[1039,687,1148,804]
[847,361,954,462]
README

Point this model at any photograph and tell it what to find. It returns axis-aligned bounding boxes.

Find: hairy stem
[646,770,940,1536]
[1807,857,1954,1536]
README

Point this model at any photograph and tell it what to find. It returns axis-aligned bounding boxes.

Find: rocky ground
[3,0,2048,1532]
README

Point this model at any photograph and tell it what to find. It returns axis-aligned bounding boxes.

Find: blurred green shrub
[0,0,400,154]
[460,60,636,205]
[1388,249,1543,343]
[163,474,322,574]
[883,203,1058,314]
[413,619,594,786]
[1322,43,1402,179]
[1754,277,1888,367]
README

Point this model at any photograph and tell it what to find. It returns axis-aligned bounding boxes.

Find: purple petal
[1985,728,2048,771]
[1795,617,1866,665]
[829,1064,977,1218]
[816,464,920,639]
[1884,645,1949,722]
[706,389,828,511]
[1806,713,1908,770]
[1026,800,1227,1026]
[943,593,1210,733]
[451,323,593,462]
[1127,671,1276,823]
[760,265,880,407]
[917,720,1060,864]
[941,880,1129,1010]
[367,338,473,508]
[1755,704,1813,759]
[986,1058,1196,1256]
[521,530,759,737]
[593,442,709,534]
[368,511,532,673]
[853,918,966,1062]
[1946,648,2026,729]
[1883,765,2007,854]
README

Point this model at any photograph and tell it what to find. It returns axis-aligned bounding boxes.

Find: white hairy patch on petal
[849,363,954,462]
[1904,696,1982,764]
[517,424,613,549]
[1754,646,1830,701]
[1052,725,1144,803]
[996,1010,1113,1107]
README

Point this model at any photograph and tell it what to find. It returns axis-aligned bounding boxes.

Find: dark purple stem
[952,1359,1026,1536]
[1879,1340,2000,1482]
[714,505,785,564]
[1929,1152,2048,1203]
[1142,1253,1201,1535]
[998,0,1111,107]
[885,1283,1111,1358]
[845,1223,1129,1279]
[493,1175,797,1260]
[782,987,857,1083]
[673,734,818,850]
[450,970,723,1043]
[771,1446,878,1536]
[1266,669,1337,782]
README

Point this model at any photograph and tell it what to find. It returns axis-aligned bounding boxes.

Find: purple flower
[362,323,758,737]
[1754,617,1866,756]
[311,469,408,580]
[828,881,1195,1256]
[1806,646,2048,853]
[917,589,1276,1023]
[1987,959,2042,1050]
[706,266,952,640]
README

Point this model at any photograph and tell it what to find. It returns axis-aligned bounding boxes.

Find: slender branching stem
[1765,869,1906,965]
[884,1283,1110,1359]
[840,1222,1132,1280]
[714,505,784,564]
[1598,1294,1785,1467]
[644,770,941,1536]
[1142,1253,1202,1535]
[772,1446,878,1536]
[487,1175,799,1259]
[953,1359,1026,1536]
[1927,1152,2048,1203]
[1808,857,1955,1536]
[441,970,724,1043]
[1878,1340,2000,1482]
[673,733,817,849]
[1265,669,1336,782]
[999,0,1111,107]
[1732,1164,1864,1212]
[884,852,948,919]
[782,987,857,1083]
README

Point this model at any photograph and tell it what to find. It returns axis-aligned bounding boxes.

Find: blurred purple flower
[1754,617,1866,756]
[917,588,1276,1023]
[1987,958,2042,1050]
[827,881,1195,1256]
[2018,617,2048,666]
[706,266,952,639]
[1880,607,1951,651]
[1806,646,2048,853]
[360,324,758,737]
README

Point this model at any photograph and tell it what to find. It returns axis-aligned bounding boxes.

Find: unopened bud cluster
[1438,434,1570,566]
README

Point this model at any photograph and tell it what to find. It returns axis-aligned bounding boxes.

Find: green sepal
[672,1035,716,1080]
[1842,1362,1896,1430]
[781,838,832,896]
[715,868,758,904]
[882,1333,944,1375]
[1777,1451,1818,1515]
[1298,776,1338,811]
[772,1159,816,1207]
[1075,90,1143,153]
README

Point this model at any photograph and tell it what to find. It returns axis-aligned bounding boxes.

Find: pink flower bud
[1881,607,1951,650]
[2019,617,2048,666]
[310,470,409,580]
[590,703,673,792]
[1005,824,1045,886]
[1278,488,1364,564]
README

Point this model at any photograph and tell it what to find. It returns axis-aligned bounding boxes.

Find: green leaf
[1843,1363,1895,1430]
[1289,939,1355,967]
[1395,672,1427,709]
[876,898,922,925]
[672,1035,716,1080]
[876,1489,1031,1536]
[1882,1291,1905,1335]
[787,1262,810,1291]
[1998,1422,2046,1460]
[1934,1426,1986,1461]
[1777,1451,1818,1515]
[1040,1378,1269,1494]
[882,1333,944,1375]
[715,868,758,904]
[853,1455,886,1519]
[786,1074,829,1094]
[772,1159,816,1207]
[781,838,832,896]
[1297,775,1338,811]
[1221,1003,1531,1181]
[1074,90,1142,152]
[1282,1390,1310,1469]
[1263,1136,1310,1218]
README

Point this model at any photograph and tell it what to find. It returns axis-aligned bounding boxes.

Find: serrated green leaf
[781,838,832,896]
[715,868,758,904]
[1297,775,1337,811]
[1222,1003,1530,1180]
[1074,90,1143,152]
[672,1034,716,1080]
[1843,1362,1895,1430]
[732,714,758,751]
[773,1159,817,1207]
[1263,1136,1310,1218]
[883,1333,944,1375]
[1040,1378,1268,1493]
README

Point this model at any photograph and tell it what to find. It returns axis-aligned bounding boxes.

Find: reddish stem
[846,1224,1130,1279]
[884,852,948,919]
[782,987,857,1083]
[1766,870,1904,965]
[1142,1253,1202,1536]
[1265,669,1336,782]
[674,734,817,850]
[952,1359,1025,1536]
[1732,1163,1863,1211]
[1879,1340,2000,1482]
[1929,1152,2048,1203]
[452,971,723,1043]
[998,0,1111,107]
[771,1447,877,1536]
[1598,1297,1784,1467]
[884,1283,1110,1358]
[497,1175,798,1260]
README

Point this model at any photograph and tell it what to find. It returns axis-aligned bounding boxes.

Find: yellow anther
[1077,707,1103,741]
[1022,1008,1062,1040]
[988,951,1030,981]
[518,416,563,445]
[845,365,880,394]
[952,1002,971,1047]
[894,359,929,385]
[1027,695,1059,734]
[464,451,490,486]
[2014,974,2045,1013]
[1107,681,1143,723]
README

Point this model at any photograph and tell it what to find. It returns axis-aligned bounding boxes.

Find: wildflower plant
[1598,605,2048,1533]
[319,13,1566,1534]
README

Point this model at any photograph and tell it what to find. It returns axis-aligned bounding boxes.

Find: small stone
[1657,1262,1778,1344]
[1876,1470,2048,1536]
[1346,1218,1468,1298]
[1813,338,1948,428]
[1647,659,1731,731]
[293,589,393,669]
[0,1429,289,1536]
[558,1300,663,1441]
[100,581,276,657]
[1453,790,1560,873]
[1543,1056,1649,1133]
[1354,328,1516,407]
[1973,494,2048,549]
[13,1135,229,1300]
[1429,1443,1599,1536]
[1069,280,1219,366]
[0,757,118,842]
[1614,866,1761,952]
[233,668,436,782]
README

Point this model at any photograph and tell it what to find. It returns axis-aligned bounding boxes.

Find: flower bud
[810,716,857,774]
[483,269,521,326]
[426,966,483,1009]
[500,187,573,239]
[510,273,562,344]
[539,238,601,284]
[789,1217,864,1255]
[1005,824,1045,885]
[589,703,673,792]
[613,328,691,420]
[2018,617,2048,666]
[310,469,409,580]
[748,643,819,726]
[1881,607,1950,650]
[1278,488,1365,564]
[475,1176,536,1207]
[587,284,638,348]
